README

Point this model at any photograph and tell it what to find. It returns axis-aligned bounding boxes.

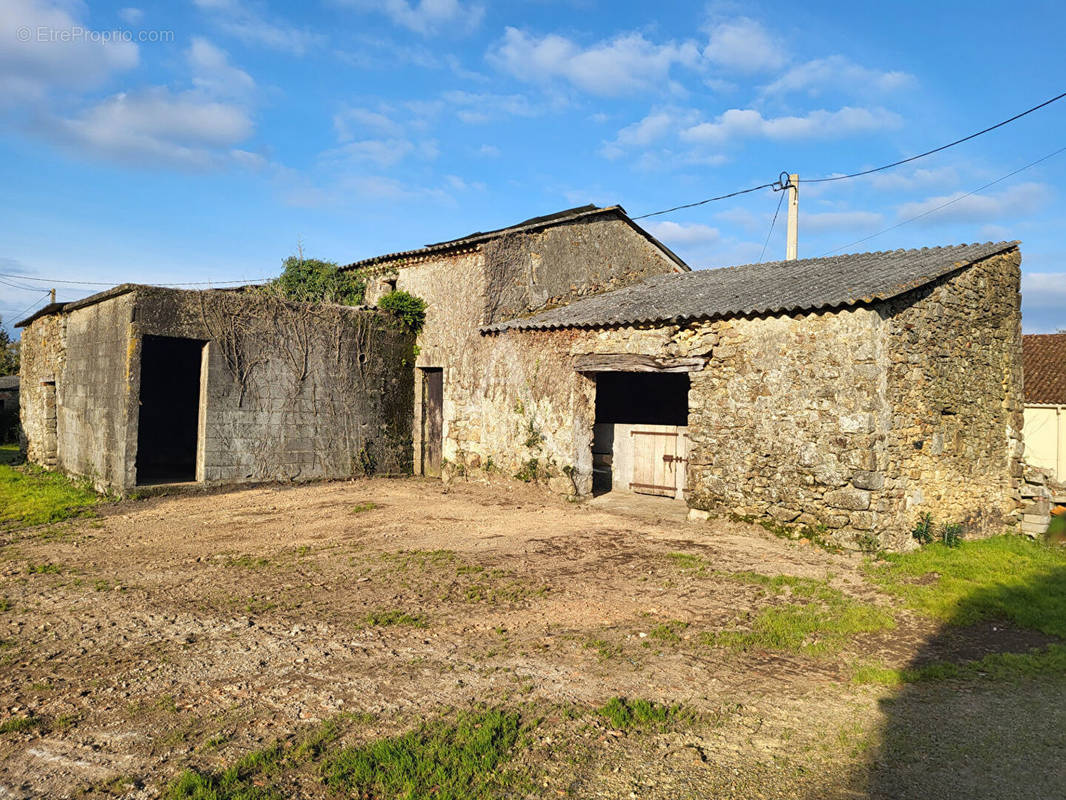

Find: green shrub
[912,512,934,545]
[269,256,364,306]
[378,290,427,333]
[940,522,964,548]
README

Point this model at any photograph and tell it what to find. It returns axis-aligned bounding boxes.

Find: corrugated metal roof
[1023,333,1066,405]
[0,375,18,390]
[481,241,1018,333]
[339,204,690,273]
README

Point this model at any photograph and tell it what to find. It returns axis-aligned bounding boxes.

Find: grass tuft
[866,535,1066,637]
[350,502,378,514]
[597,697,687,731]
[852,644,1066,686]
[0,714,43,735]
[363,609,428,628]
[0,463,102,529]
[322,709,522,800]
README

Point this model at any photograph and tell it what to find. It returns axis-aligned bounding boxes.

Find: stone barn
[344,204,690,478]
[17,285,413,492]
[441,239,1023,550]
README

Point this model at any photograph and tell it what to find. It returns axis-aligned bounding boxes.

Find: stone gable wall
[879,251,1023,545]
[392,216,682,475]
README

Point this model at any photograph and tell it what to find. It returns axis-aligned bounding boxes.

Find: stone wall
[480,215,685,325]
[58,294,137,488]
[20,287,414,492]
[880,251,1023,544]
[457,252,1022,549]
[19,312,65,467]
[388,214,683,475]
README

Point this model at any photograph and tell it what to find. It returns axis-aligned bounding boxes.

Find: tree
[0,319,18,376]
[267,252,365,306]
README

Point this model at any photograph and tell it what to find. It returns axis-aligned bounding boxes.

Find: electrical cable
[0,274,267,287]
[9,291,52,322]
[804,90,1066,184]
[632,89,1066,219]
[819,143,1066,256]
[631,182,778,220]
[758,185,788,263]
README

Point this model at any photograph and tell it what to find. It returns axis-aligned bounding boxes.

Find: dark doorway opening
[136,335,204,484]
[592,372,690,495]
[421,368,443,478]
[595,372,689,425]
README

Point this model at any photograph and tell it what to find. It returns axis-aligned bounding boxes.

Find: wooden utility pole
[49,288,56,304]
[785,174,799,260]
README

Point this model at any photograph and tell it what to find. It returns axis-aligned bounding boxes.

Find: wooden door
[421,368,443,477]
[630,426,687,498]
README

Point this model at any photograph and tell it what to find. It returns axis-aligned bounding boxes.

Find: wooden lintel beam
[573,353,708,373]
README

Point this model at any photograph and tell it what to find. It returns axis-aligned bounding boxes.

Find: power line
[820,143,1066,256]
[0,273,268,287]
[804,90,1066,184]
[632,181,778,220]
[758,187,787,263]
[9,291,52,322]
[632,89,1066,219]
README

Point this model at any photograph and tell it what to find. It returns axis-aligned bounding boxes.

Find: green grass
[26,562,63,575]
[0,463,101,529]
[322,710,522,800]
[363,609,428,628]
[0,714,43,735]
[167,741,285,800]
[866,535,1066,637]
[852,644,1066,687]
[596,697,687,731]
[350,501,378,514]
[224,554,272,570]
[0,444,21,466]
[706,599,894,655]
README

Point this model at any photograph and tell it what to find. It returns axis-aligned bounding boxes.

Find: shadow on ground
[846,564,1066,799]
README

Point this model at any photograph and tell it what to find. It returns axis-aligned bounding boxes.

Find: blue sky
[1,0,1064,335]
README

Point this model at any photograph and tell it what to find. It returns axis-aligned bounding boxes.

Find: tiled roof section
[0,375,18,390]
[482,241,1018,333]
[1023,333,1066,404]
[340,204,689,273]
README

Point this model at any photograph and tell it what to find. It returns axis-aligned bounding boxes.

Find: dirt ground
[0,478,1062,799]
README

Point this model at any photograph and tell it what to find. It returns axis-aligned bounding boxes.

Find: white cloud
[442,90,540,122]
[187,37,255,100]
[339,0,484,36]
[320,137,438,168]
[865,166,959,192]
[802,210,883,233]
[600,107,701,159]
[762,55,914,97]
[52,88,254,168]
[118,7,144,25]
[488,27,699,96]
[895,182,1053,224]
[333,107,403,140]
[1022,272,1066,307]
[193,0,321,55]
[645,221,721,245]
[0,0,138,101]
[703,17,784,73]
[680,106,903,144]
[476,144,500,158]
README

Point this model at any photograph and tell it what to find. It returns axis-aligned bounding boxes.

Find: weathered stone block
[851,471,885,490]
[824,488,871,511]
